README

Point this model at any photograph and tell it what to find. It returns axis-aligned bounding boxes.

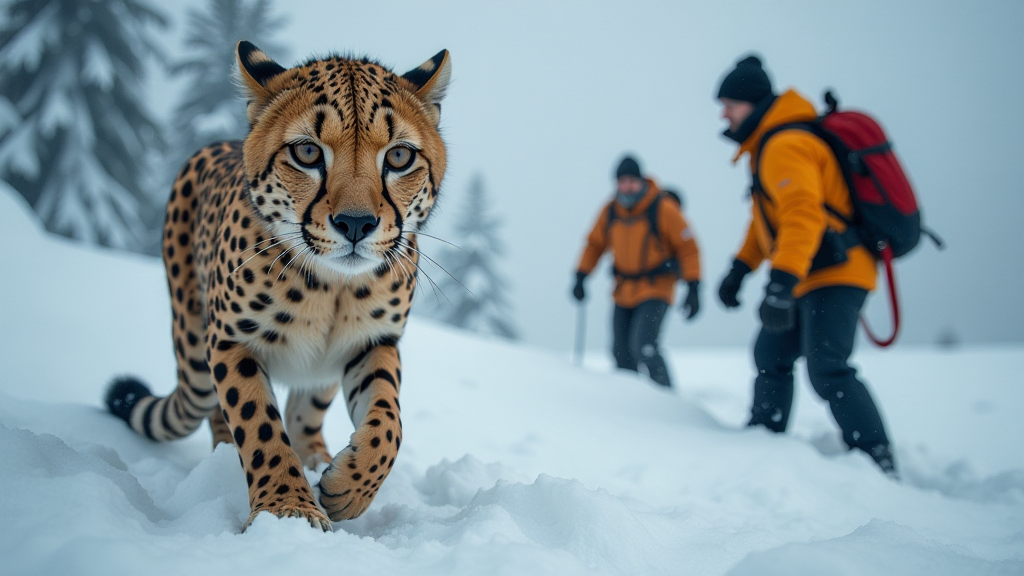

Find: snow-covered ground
[1,185,1021,575]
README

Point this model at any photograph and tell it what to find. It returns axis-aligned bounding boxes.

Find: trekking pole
[573,301,586,366]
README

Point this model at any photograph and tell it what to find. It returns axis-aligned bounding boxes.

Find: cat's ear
[401,50,451,126]
[236,41,287,125]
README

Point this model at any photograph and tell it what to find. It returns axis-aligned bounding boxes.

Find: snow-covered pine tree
[0,0,166,251]
[167,0,287,174]
[423,174,519,340]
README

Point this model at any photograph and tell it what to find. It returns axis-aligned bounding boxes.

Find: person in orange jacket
[715,55,896,476]
[572,156,701,388]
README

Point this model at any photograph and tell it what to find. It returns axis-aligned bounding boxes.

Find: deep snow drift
[0,185,1021,575]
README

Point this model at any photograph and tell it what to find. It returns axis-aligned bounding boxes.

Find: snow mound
[414,455,524,508]
[727,520,1024,576]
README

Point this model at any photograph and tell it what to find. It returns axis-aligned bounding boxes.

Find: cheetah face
[237,42,449,278]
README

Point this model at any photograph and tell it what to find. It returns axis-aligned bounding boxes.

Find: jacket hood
[732,89,818,164]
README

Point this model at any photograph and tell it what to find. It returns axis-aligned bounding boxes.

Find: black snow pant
[750,286,890,451]
[612,299,672,388]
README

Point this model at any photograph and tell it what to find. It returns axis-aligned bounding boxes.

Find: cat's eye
[291,142,323,167]
[385,146,415,171]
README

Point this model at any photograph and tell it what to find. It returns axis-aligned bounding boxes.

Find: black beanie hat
[717,55,773,104]
[615,156,642,179]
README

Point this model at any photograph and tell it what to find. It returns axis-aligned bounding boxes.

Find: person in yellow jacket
[715,55,896,476]
[572,156,701,388]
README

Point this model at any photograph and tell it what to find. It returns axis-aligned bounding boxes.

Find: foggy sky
[148,0,1024,353]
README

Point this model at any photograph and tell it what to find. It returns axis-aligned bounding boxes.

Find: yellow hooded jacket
[734,89,876,297]
[577,179,701,308]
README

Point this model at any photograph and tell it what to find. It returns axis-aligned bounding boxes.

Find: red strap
[860,246,900,347]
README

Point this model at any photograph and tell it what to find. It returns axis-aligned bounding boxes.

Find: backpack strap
[612,259,680,282]
[645,192,663,245]
[751,122,861,251]
[605,192,665,243]
[607,193,681,282]
[753,122,864,268]
[750,122,817,199]
[749,122,815,242]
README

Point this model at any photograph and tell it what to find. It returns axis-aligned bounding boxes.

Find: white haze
[144,0,1024,354]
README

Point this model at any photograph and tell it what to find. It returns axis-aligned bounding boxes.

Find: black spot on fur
[237,358,259,378]
[237,319,259,333]
[266,404,280,421]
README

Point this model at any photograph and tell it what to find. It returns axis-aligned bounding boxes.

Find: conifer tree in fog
[426,174,519,340]
[0,0,166,250]
[168,0,287,173]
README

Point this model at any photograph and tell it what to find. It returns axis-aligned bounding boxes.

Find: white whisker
[394,248,451,307]
[266,239,305,276]
[400,231,465,252]
[230,233,304,276]
[276,246,311,284]
[397,239,475,299]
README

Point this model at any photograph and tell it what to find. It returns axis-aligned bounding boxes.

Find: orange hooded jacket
[576,180,701,308]
[733,89,876,297]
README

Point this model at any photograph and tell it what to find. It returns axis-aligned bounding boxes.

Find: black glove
[759,269,800,332]
[572,271,587,302]
[682,280,700,320]
[718,259,752,308]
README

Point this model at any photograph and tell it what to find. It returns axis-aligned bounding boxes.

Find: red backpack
[753,91,943,346]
